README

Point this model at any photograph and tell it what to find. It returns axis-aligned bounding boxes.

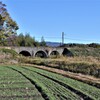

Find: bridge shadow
[62,48,74,57]
[50,51,59,56]
[19,51,31,57]
[35,51,47,58]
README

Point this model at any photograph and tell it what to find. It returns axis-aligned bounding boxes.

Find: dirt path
[23,64,100,87]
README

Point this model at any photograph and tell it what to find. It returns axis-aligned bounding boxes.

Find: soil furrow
[31,64,100,88]
[37,72,92,100]
[24,67,93,100]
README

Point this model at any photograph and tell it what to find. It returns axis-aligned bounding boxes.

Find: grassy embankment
[0,47,100,78]
[0,48,18,64]
[19,47,100,78]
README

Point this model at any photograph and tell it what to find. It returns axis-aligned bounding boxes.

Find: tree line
[60,43,100,48]
[1,33,46,47]
[0,32,46,47]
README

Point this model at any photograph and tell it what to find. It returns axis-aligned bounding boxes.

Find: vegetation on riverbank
[0,47,100,78]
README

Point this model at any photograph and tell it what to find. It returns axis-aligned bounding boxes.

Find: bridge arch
[50,50,59,56]
[35,50,47,58]
[19,51,31,56]
[62,48,73,56]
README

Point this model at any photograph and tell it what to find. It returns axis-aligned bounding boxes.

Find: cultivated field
[0,65,100,100]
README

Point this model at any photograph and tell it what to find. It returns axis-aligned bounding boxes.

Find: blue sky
[2,0,100,43]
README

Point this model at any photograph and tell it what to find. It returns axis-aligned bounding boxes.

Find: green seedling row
[10,66,81,100]
[1,65,100,100]
[0,66,44,100]
[0,82,34,88]
[0,89,40,96]
[25,66,100,100]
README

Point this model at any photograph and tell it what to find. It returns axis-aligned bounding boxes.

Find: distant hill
[46,42,61,47]
[46,42,100,48]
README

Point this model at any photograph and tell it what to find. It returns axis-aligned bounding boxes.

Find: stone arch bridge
[4,47,73,58]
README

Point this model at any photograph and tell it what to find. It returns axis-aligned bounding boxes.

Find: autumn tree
[0,2,6,29]
[0,1,18,43]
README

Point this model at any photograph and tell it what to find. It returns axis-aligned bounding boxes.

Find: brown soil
[23,64,100,87]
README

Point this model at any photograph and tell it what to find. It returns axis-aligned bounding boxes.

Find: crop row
[9,66,81,100]
[21,66,100,100]
[1,65,100,100]
[0,66,44,100]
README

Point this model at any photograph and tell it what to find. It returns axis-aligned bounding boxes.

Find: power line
[35,37,61,39]
[33,31,100,43]
[35,36,100,42]
[64,37,100,42]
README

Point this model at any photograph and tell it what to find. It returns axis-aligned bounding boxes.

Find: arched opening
[45,50,49,54]
[62,48,73,57]
[19,51,31,57]
[35,51,47,58]
[50,51,59,56]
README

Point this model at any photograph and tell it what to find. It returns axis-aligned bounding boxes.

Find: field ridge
[23,64,100,88]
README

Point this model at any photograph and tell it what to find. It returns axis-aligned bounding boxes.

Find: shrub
[0,48,18,57]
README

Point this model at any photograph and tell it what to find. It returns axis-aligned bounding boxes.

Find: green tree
[15,33,36,47]
[24,33,35,46]
[16,33,25,46]
[40,36,46,46]
[34,40,40,47]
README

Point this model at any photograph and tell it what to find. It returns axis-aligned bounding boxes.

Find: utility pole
[62,32,64,45]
